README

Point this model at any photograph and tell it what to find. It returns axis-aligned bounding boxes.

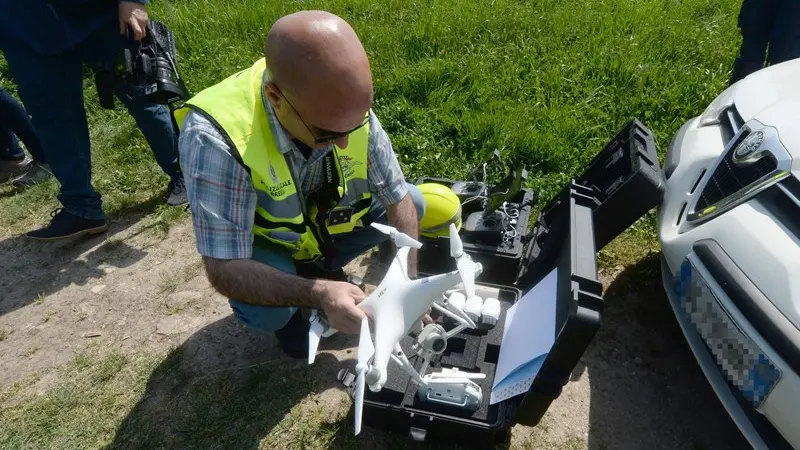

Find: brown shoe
[0,156,31,184]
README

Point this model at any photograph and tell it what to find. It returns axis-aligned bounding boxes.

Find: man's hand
[312,280,367,334]
[119,1,149,40]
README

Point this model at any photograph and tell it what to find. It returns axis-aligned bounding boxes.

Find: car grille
[694,148,777,211]
[688,111,791,223]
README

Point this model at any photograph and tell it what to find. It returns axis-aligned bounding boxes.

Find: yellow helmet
[418,183,462,238]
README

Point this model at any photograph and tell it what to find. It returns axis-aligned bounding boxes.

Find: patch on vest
[267,180,292,197]
[269,164,279,184]
[338,155,363,178]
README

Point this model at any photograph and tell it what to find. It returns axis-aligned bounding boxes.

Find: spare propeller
[449,223,478,298]
[371,223,422,249]
[354,316,375,435]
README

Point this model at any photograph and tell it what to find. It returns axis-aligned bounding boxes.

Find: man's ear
[264,82,282,110]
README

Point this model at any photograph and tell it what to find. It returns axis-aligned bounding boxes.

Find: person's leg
[0,86,46,163]
[0,86,54,188]
[0,122,24,159]
[227,238,309,358]
[766,0,800,66]
[3,41,106,226]
[0,122,28,184]
[324,183,426,271]
[113,87,182,181]
[730,0,777,84]
[80,20,186,206]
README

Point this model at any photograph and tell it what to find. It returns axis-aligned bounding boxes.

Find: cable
[461,195,487,208]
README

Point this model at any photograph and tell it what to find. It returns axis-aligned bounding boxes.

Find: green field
[0,0,740,236]
[0,0,743,448]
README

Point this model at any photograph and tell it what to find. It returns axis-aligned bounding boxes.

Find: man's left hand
[119,1,149,40]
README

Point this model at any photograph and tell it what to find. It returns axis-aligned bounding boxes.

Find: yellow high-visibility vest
[174,58,372,262]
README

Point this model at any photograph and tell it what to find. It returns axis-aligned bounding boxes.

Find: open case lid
[507,181,604,426]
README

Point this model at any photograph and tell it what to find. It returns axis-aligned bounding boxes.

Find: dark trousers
[0,86,45,163]
[2,21,181,220]
[730,0,800,84]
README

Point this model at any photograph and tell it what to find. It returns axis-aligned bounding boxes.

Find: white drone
[307,222,502,435]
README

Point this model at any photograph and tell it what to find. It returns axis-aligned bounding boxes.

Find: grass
[0,350,160,450]
[0,328,8,342]
[0,0,741,238]
[0,0,744,448]
[163,303,185,315]
[0,347,360,450]
[157,257,204,294]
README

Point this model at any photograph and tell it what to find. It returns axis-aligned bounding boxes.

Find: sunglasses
[276,87,369,145]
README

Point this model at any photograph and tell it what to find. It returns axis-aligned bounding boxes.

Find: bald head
[264,11,373,135]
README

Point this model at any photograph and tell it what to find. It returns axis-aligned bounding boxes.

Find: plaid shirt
[178,89,408,260]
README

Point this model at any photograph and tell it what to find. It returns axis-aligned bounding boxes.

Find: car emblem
[732,131,764,163]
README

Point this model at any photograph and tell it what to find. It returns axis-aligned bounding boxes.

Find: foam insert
[363,283,518,423]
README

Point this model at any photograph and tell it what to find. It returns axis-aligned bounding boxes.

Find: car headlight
[698,84,738,127]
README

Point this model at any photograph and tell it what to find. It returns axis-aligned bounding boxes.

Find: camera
[95,20,190,109]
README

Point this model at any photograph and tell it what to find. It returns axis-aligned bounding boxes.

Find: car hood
[732,58,800,121]
[730,59,800,174]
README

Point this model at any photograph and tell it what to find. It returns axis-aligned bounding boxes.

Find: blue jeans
[229,183,426,332]
[1,21,181,220]
[730,0,800,84]
[0,86,45,162]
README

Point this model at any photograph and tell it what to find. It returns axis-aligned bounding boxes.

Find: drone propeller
[449,223,477,298]
[371,223,422,249]
[354,316,375,436]
[308,310,338,364]
[308,316,324,365]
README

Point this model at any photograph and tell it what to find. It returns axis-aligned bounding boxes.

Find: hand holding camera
[95,15,190,110]
[119,1,149,40]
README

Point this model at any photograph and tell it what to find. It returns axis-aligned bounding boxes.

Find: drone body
[358,245,468,391]
[308,222,490,435]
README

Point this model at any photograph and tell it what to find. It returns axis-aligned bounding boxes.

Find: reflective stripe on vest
[173,58,372,261]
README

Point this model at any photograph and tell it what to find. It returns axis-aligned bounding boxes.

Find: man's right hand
[119,1,149,40]
[312,280,367,334]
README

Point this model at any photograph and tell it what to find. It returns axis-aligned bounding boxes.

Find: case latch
[409,427,427,442]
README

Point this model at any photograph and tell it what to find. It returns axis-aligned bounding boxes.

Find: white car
[658,58,800,450]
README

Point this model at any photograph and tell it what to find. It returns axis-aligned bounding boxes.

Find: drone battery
[464,295,484,323]
[481,297,501,327]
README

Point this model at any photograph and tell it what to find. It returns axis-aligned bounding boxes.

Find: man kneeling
[175,10,424,358]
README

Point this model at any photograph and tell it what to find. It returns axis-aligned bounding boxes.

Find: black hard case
[358,119,664,446]
[360,182,603,448]
[573,118,665,250]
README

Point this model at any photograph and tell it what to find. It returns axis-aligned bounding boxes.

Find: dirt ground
[0,213,751,449]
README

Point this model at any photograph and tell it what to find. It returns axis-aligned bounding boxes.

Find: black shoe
[26,208,108,241]
[274,309,310,359]
[12,161,53,189]
[0,156,31,184]
[166,176,188,206]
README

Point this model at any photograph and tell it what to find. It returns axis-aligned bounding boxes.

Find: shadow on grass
[0,194,170,319]
[105,315,358,450]
[582,253,750,450]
